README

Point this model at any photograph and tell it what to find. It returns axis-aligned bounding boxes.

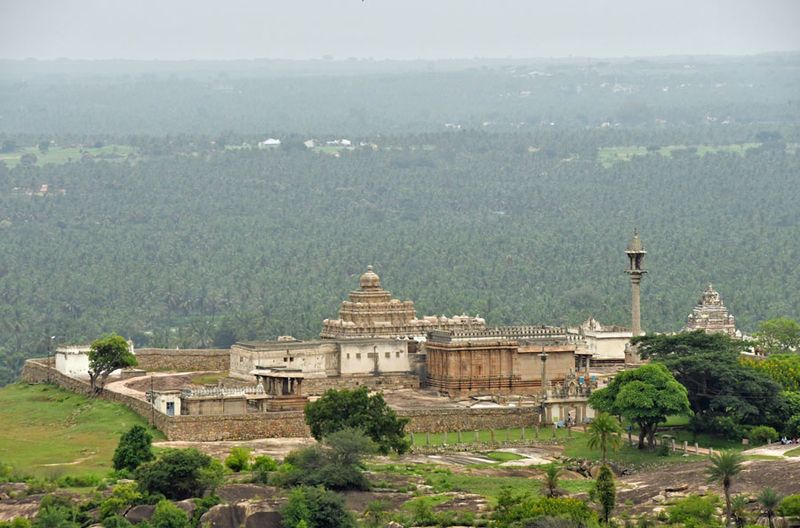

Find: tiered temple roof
[684,284,738,337]
[320,266,485,339]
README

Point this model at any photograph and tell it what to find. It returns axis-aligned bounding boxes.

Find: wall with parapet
[133,348,230,372]
[22,359,537,441]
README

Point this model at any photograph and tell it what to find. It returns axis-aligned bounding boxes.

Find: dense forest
[0,55,798,385]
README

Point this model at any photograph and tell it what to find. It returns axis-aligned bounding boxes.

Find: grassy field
[597,143,762,167]
[0,144,135,168]
[0,383,163,478]
[786,446,800,457]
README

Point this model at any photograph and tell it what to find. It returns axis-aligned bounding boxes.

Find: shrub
[280,486,356,528]
[224,447,251,472]
[784,415,800,438]
[134,448,223,500]
[667,494,723,528]
[779,494,800,517]
[492,489,598,527]
[101,516,132,528]
[150,499,190,528]
[113,425,154,472]
[99,482,142,520]
[251,455,278,484]
[748,425,779,445]
[56,474,103,488]
[0,519,32,528]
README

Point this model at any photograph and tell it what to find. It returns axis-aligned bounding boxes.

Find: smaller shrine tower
[625,230,647,336]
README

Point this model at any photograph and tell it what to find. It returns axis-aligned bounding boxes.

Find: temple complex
[684,284,739,337]
[320,266,485,340]
[569,318,632,370]
[425,325,592,398]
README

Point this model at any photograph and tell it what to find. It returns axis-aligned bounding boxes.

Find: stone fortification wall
[303,374,419,394]
[134,348,230,372]
[22,359,536,441]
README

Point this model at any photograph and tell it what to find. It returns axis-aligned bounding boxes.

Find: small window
[346,353,350,359]
[385,352,390,359]
[356,353,361,360]
[289,357,294,362]
[284,357,288,362]
[396,351,401,358]
[239,357,243,362]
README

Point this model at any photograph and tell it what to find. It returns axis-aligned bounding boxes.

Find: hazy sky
[1,0,798,60]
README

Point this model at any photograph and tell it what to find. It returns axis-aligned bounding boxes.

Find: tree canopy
[88,334,136,393]
[754,317,800,355]
[634,331,788,433]
[589,363,691,450]
[304,387,410,454]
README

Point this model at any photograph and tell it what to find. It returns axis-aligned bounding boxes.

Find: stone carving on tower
[684,284,739,337]
[321,266,485,339]
[624,230,647,336]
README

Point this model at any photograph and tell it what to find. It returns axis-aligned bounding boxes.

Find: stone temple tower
[625,230,647,336]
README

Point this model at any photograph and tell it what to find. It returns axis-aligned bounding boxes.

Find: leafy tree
[589,363,691,450]
[591,465,616,524]
[754,317,800,354]
[100,516,132,528]
[134,448,220,500]
[635,332,785,432]
[224,446,251,472]
[706,450,744,527]
[586,413,623,464]
[149,500,190,528]
[33,495,78,528]
[112,425,154,472]
[280,486,356,528]
[99,482,142,520]
[758,488,781,528]
[88,334,136,394]
[304,387,409,454]
[741,354,800,392]
[778,494,800,517]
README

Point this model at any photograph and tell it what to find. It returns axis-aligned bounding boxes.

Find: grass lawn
[485,451,526,462]
[785,446,800,457]
[410,426,580,446]
[561,433,704,467]
[0,383,163,478]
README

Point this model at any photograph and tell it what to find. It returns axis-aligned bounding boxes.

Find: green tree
[99,482,142,520]
[304,387,409,454]
[755,317,800,354]
[251,455,278,484]
[150,500,190,528]
[635,332,785,432]
[758,488,781,528]
[589,363,691,450]
[591,465,616,524]
[280,486,356,528]
[88,334,136,394]
[112,425,154,472]
[587,413,623,464]
[706,450,744,527]
[33,496,78,528]
[361,500,389,528]
[667,494,722,528]
[134,448,219,500]
[224,446,251,472]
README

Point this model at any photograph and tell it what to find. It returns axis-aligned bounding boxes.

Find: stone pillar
[631,276,642,336]
[683,440,688,453]
[457,430,462,443]
[671,438,676,453]
[539,353,549,397]
[694,442,699,454]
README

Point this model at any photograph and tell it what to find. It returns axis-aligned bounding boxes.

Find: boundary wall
[133,348,230,372]
[21,359,538,441]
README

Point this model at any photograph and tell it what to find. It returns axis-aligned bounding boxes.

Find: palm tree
[758,488,781,528]
[541,463,562,498]
[706,450,744,527]
[587,413,623,464]
[730,494,749,528]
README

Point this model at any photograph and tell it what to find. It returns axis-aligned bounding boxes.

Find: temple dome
[626,229,645,253]
[359,265,381,290]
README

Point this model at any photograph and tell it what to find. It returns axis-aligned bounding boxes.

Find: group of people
[780,436,799,445]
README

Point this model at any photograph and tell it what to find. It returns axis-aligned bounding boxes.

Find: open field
[0,144,135,168]
[597,142,763,166]
[0,383,163,478]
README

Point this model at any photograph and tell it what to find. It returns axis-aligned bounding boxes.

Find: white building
[54,345,91,377]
